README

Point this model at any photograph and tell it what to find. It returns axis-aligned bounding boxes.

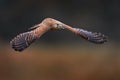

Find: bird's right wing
[10,31,38,52]
[28,24,39,30]
[10,23,51,52]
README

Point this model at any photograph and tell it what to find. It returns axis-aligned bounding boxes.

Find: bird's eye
[54,24,59,28]
[54,24,64,29]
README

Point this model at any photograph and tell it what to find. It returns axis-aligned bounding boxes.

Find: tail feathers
[76,28,107,44]
[10,31,38,52]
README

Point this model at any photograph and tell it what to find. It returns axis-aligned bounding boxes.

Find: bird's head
[42,18,64,30]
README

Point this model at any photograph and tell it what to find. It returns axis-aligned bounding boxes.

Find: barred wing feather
[10,31,38,51]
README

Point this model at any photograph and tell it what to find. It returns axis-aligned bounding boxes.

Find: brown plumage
[10,18,107,52]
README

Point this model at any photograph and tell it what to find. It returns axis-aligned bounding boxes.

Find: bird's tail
[75,28,107,44]
[10,31,38,52]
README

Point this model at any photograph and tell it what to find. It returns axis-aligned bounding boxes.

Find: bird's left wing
[73,28,107,44]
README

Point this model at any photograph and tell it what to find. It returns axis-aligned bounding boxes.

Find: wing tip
[10,32,38,52]
[76,28,108,44]
[88,33,108,44]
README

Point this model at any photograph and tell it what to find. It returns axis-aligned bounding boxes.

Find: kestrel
[10,18,107,52]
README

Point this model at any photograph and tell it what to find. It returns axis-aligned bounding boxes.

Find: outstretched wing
[10,22,51,52]
[74,28,107,44]
[28,24,39,30]
[10,18,107,52]
[10,31,38,52]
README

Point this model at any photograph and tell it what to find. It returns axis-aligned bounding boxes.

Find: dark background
[0,0,120,43]
[0,0,120,80]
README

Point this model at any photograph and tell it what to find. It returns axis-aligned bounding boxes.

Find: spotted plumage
[10,18,107,52]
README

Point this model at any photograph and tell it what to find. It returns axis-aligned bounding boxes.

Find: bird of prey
[10,18,107,52]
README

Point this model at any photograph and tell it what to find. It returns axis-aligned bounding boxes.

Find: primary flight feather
[10,18,107,52]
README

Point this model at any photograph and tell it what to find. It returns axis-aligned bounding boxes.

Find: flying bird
[10,18,107,52]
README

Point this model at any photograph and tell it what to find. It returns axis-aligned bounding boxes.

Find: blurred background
[0,0,120,80]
